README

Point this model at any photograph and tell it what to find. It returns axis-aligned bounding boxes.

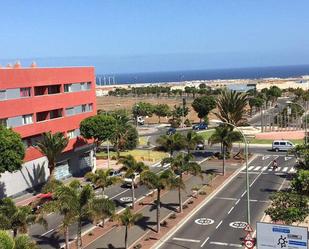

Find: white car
[124,173,140,187]
[272,140,295,152]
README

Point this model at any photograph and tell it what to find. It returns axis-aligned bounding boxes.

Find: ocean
[96,64,309,85]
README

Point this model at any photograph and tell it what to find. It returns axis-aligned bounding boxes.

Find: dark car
[166,127,176,135]
[192,123,208,130]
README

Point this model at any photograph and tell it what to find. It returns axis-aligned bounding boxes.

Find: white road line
[289,168,296,173]
[254,166,261,171]
[228,206,234,214]
[200,237,209,247]
[110,189,130,200]
[41,228,56,237]
[275,167,281,172]
[268,168,273,171]
[209,241,242,247]
[216,220,223,229]
[282,167,288,172]
[248,166,254,170]
[261,166,267,171]
[235,199,240,205]
[172,237,200,243]
[215,197,238,201]
[241,191,246,197]
[249,170,263,187]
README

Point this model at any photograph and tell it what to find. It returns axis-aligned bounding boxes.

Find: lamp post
[286,101,307,145]
[210,119,251,225]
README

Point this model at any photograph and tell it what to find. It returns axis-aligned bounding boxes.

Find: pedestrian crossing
[245,165,296,173]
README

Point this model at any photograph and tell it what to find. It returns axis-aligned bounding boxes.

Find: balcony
[36,108,63,122]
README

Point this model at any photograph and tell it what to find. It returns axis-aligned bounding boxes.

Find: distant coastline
[96,64,309,85]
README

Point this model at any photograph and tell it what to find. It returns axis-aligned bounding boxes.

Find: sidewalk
[82,163,241,249]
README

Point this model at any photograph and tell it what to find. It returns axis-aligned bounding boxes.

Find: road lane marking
[235,199,240,205]
[215,197,237,201]
[275,167,281,172]
[248,166,254,170]
[210,241,242,247]
[261,166,267,171]
[228,206,234,214]
[110,189,130,200]
[289,168,296,173]
[229,221,247,229]
[216,220,223,229]
[194,218,214,225]
[172,237,200,243]
[241,191,246,197]
[254,166,261,171]
[200,237,209,247]
[282,167,288,172]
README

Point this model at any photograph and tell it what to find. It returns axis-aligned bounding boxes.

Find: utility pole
[182,97,186,128]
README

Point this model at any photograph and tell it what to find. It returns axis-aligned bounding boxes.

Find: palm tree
[116,208,142,249]
[0,198,46,238]
[36,132,69,180]
[90,197,116,228]
[120,155,149,209]
[156,132,186,156]
[162,153,202,213]
[208,125,242,175]
[185,130,204,153]
[141,169,174,233]
[0,230,38,249]
[85,169,120,196]
[215,89,248,126]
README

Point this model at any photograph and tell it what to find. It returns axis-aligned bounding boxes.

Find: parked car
[124,172,140,187]
[166,127,176,135]
[196,142,205,150]
[109,169,123,177]
[31,192,53,213]
[272,140,295,152]
[192,123,208,130]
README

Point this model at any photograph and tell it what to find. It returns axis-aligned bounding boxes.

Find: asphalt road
[28,165,165,248]
[158,155,295,249]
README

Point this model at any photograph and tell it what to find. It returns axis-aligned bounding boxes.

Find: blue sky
[1,0,309,73]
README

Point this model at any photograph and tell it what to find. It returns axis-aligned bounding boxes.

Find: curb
[151,154,258,249]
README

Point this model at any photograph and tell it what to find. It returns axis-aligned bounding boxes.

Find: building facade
[0,65,96,197]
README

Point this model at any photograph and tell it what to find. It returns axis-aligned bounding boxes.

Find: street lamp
[286,101,307,145]
[210,119,251,225]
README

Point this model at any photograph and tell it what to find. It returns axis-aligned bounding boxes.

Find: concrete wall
[0,144,95,198]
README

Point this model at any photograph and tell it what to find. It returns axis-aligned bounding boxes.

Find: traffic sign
[244,239,255,249]
[244,233,253,241]
[243,223,253,233]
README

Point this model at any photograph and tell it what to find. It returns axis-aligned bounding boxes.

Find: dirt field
[96,95,218,124]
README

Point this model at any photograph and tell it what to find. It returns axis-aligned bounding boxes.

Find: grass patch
[139,136,149,146]
[249,138,304,145]
[97,149,168,162]
[199,129,215,140]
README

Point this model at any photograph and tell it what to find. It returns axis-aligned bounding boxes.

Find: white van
[272,140,295,152]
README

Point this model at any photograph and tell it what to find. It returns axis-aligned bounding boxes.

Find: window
[0,118,7,127]
[88,103,93,111]
[0,90,6,100]
[34,86,47,96]
[82,104,87,112]
[279,142,286,146]
[20,88,31,97]
[50,109,62,119]
[80,83,86,90]
[274,142,279,145]
[48,85,61,94]
[67,130,76,139]
[36,111,49,122]
[65,107,74,116]
[22,114,33,125]
[86,82,91,90]
[64,84,72,92]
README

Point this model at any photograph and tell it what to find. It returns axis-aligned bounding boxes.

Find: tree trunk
[13,228,17,238]
[179,173,183,213]
[222,145,226,176]
[156,189,161,233]
[158,116,161,123]
[48,162,56,180]
[125,225,128,249]
[131,179,135,209]
[76,219,82,249]
[65,226,69,249]
[102,187,105,197]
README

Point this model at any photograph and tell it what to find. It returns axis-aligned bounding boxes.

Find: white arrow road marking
[172,237,201,243]
[285,156,293,161]
[262,155,270,160]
